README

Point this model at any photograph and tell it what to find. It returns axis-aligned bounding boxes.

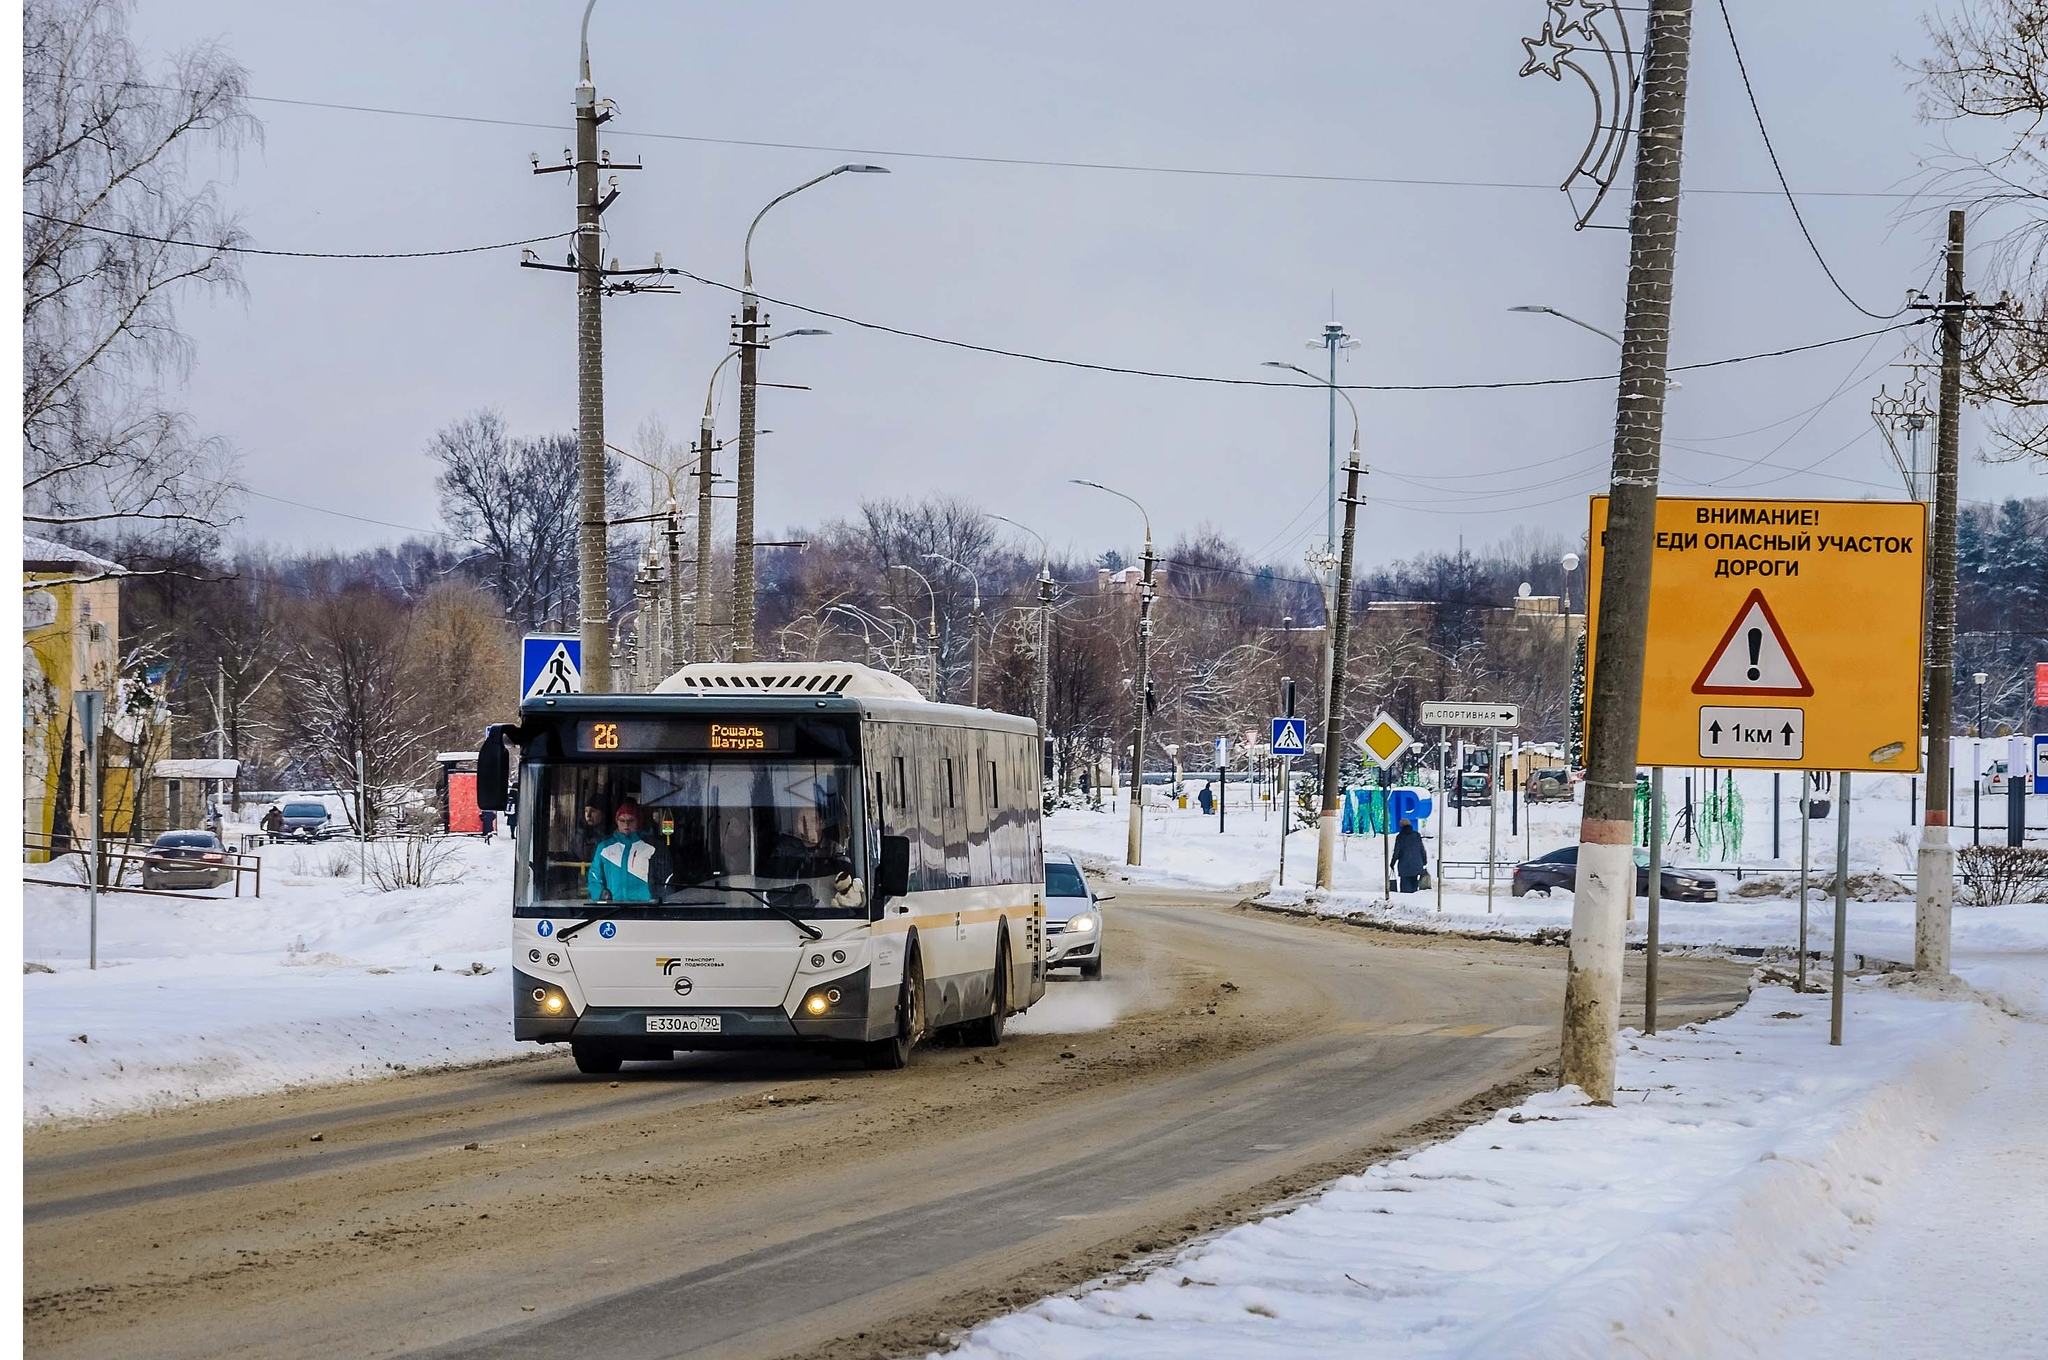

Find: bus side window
[967,742,993,886]
[990,735,1015,884]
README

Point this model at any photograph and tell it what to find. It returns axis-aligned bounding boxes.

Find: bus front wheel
[571,1041,622,1075]
[864,947,925,1070]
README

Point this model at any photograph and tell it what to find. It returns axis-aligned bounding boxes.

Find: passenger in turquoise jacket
[587,800,662,902]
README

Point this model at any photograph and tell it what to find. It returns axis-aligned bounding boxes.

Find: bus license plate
[646,1015,720,1034]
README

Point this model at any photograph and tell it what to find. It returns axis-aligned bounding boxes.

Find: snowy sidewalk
[940,977,2034,1360]
[1764,999,2048,1360]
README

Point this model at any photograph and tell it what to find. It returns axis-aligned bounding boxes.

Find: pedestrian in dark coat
[1392,818,1428,893]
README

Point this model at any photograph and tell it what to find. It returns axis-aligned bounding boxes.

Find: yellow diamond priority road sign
[1585,496,1926,773]
[1356,711,1414,769]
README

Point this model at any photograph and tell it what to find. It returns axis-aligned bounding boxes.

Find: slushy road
[24,888,1749,1360]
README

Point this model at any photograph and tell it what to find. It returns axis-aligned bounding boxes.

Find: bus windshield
[524,759,863,912]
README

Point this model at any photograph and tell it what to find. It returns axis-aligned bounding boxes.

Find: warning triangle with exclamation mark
[1692,588,1814,696]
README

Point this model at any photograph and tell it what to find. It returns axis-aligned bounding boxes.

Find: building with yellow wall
[23,536,165,861]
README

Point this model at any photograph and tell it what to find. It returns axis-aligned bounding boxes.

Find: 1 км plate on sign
[1585,496,1926,773]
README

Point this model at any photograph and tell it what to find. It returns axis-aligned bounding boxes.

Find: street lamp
[1072,478,1157,867]
[731,164,888,662]
[925,553,984,707]
[1263,359,1361,742]
[890,562,941,701]
[695,330,828,662]
[987,513,1055,745]
[1973,671,1989,736]
[1510,306,1680,388]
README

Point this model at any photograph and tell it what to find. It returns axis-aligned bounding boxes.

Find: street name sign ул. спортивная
[1585,497,1926,773]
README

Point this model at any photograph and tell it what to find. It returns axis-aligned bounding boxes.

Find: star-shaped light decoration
[1550,0,1611,41]
[1519,21,1576,81]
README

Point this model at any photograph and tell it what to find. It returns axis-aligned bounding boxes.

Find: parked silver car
[1045,854,1111,980]
[141,831,234,891]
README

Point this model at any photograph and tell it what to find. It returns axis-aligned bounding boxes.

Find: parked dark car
[141,831,233,891]
[1524,767,1575,802]
[278,800,337,839]
[1450,771,1493,807]
[1511,845,1718,902]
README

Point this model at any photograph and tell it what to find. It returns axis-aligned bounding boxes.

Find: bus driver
[587,800,665,902]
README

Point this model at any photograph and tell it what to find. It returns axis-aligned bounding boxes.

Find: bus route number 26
[591,721,620,751]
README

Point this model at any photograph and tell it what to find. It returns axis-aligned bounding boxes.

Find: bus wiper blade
[556,906,634,942]
[666,875,824,940]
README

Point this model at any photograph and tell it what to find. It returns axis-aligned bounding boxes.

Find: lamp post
[1265,360,1367,890]
[1511,305,1682,389]
[1973,670,1988,737]
[988,513,1055,780]
[697,330,827,662]
[1074,479,1156,867]
[890,562,941,701]
[925,553,984,707]
[731,164,888,661]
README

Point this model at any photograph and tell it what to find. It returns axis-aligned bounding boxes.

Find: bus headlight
[530,986,569,1015]
[1065,912,1097,935]
[806,994,829,1015]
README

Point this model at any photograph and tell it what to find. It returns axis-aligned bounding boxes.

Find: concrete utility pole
[892,563,941,700]
[518,2,670,691]
[731,164,888,661]
[1316,452,1366,889]
[693,414,717,663]
[1561,0,1696,1104]
[1075,480,1156,866]
[1914,210,1969,975]
[664,497,684,672]
[571,33,610,690]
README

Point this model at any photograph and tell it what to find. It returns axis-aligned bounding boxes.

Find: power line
[665,265,1927,390]
[22,70,1928,200]
[1715,0,1913,320]
[23,210,571,260]
[240,486,452,537]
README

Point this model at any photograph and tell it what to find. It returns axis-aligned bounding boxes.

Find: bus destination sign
[576,719,795,755]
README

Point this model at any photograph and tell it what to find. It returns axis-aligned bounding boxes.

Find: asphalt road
[23,888,1751,1360]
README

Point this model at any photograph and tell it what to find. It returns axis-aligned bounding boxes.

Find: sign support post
[1831,771,1853,1046]
[1798,777,1811,993]
[1486,728,1500,914]
[1646,768,1664,1034]
[1435,741,1446,913]
[74,689,104,971]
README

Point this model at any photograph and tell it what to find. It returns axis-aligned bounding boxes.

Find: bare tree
[22,0,257,535]
[1916,0,2048,459]
[277,581,431,830]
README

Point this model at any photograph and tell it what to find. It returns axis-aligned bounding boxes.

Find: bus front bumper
[513,967,875,1045]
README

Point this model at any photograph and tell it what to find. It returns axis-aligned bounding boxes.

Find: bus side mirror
[477,727,512,812]
[876,835,910,901]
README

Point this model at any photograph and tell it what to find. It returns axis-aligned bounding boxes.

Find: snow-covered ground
[21,837,525,1125]
[943,971,2048,1360]
[1048,773,2045,964]
[1018,782,2048,1358]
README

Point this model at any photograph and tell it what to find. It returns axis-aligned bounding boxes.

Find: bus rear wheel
[864,947,925,1070]
[570,1040,622,1075]
[964,935,1009,1048]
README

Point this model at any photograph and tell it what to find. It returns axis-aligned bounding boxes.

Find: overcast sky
[128,0,2047,572]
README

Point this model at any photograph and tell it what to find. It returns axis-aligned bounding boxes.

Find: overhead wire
[23,210,571,260]
[1715,0,1915,320]
[664,266,1925,391]
[21,69,1925,200]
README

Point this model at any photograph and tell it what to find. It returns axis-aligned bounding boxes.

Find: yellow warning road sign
[1586,496,1926,772]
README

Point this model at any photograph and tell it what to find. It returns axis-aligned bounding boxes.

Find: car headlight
[1065,912,1096,934]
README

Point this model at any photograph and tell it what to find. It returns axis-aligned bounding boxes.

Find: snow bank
[943,979,2015,1360]
[22,839,526,1125]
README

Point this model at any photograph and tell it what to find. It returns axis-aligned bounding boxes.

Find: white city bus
[477,662,1047,1074]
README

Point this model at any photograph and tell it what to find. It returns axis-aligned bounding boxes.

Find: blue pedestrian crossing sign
[522,634,583,701]
[1270,716,1308,756]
